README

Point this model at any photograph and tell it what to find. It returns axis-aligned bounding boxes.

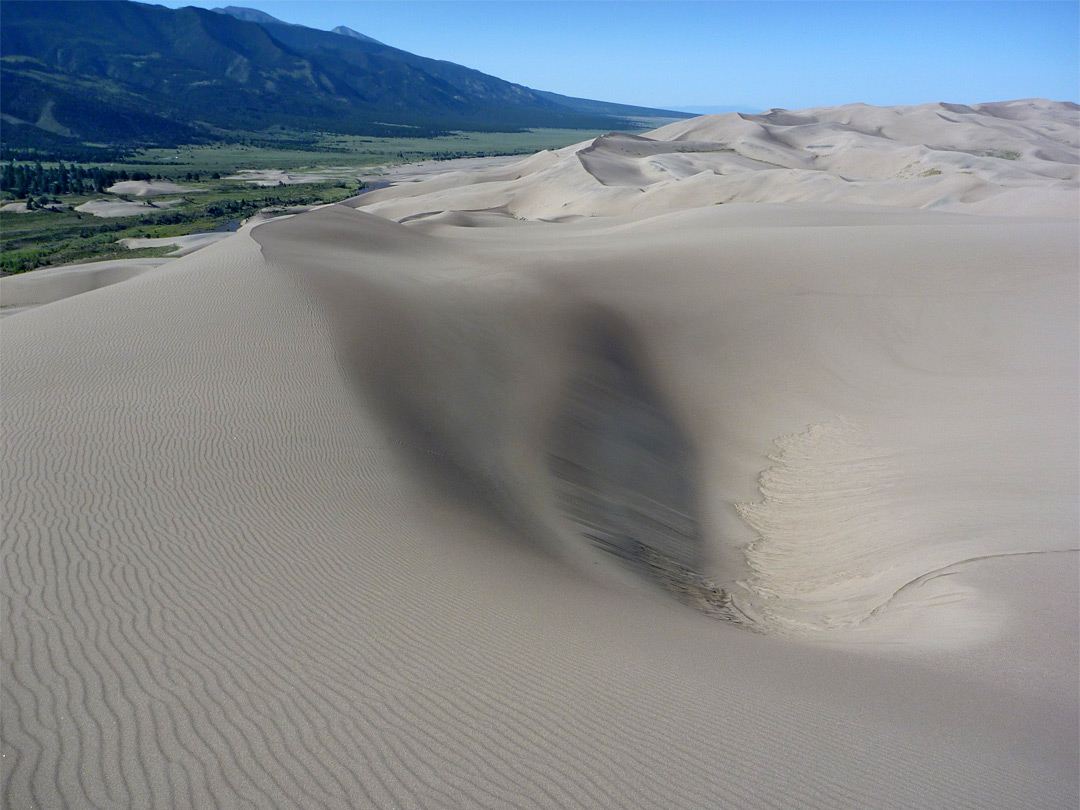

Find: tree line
[0,161,212,201]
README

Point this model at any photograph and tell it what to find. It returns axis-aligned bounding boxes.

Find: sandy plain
[227,168,364,186]
[2,100,1078,809]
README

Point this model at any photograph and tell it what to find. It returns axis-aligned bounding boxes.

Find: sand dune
[0,256,171,308]
[1,202,65,214]
[0,237,236,314]
[106,180,201,197]
[360,99,1078,221]
[2,100,1077,808]
[228,168,363,186]
[118,231,233,256]
[74,197,187,217]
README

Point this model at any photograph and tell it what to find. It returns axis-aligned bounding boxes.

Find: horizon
[143,0,1080,112]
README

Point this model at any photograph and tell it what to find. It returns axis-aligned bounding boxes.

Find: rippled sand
[3,100,1077,809]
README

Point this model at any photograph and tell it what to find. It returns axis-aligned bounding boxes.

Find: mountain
[534,90,696,121]
[330,25,383,46]
[215,6,382,44]
[214,4,384,44]
[211,6,292,27]
[0,0,691,152]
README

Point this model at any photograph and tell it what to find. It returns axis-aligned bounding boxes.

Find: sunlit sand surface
[3,100,1077,809]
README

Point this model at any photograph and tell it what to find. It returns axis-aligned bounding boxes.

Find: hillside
[0,0,691,152]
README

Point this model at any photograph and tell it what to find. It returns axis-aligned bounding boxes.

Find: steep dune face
[2,101,1078,809]
[297,204,1077,642]
[360,99,1079,220]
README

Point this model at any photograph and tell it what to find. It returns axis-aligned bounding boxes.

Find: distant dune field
[3,100,1077,809]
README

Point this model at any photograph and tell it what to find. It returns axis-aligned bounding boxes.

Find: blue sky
[147,1,1079,112]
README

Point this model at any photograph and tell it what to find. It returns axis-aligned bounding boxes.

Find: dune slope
[360,99,1079,220]
[2,100,1078,809]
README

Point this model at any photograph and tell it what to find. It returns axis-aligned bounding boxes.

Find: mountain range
[0,1,691,153]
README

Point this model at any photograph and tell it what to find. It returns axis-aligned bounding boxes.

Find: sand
[106,180,202,197]
[227,168,364,186]
[2,100,1077,809]
[360,98,1078,221]
[1,235,234,314]
[1,202,64,213]
[118,231,233,256]
[0,256,171,308]
[74,197,187,217]
[360,154,535,184]
[226,161,527,189]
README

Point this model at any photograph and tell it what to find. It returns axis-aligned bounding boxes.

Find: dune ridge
[0,256,172,307]
[3,99,1078,808]
[266,202,1076,640]
[359,99,1078,221]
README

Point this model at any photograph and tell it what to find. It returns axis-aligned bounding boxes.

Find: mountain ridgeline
[0,0,691,153]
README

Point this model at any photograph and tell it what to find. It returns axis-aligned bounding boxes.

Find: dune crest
[360,99,1078,220]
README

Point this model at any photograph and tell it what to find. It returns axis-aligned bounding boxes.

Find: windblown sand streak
[3,101,1078,808]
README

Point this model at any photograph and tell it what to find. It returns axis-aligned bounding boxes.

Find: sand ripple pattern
[4,159,1077,809]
